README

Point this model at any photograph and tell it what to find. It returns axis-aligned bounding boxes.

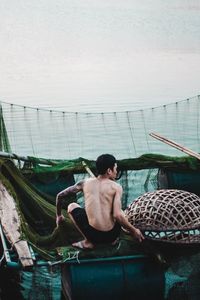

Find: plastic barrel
[62,255,164,300]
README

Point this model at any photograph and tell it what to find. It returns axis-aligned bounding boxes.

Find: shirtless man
[56,154,144,249]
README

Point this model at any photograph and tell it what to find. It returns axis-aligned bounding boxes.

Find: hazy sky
[0,0,200,111]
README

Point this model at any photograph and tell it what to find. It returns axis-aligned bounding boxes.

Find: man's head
[96,154,117,179]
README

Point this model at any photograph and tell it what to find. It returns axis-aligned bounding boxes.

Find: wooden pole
[150,132,200,160]
[82,161,95,177]
[0,181,34,267]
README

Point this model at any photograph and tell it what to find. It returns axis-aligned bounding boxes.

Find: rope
[0,253,5,265]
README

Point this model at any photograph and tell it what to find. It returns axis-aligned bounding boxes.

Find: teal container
[158,169,200,196]
[62,255,164,300]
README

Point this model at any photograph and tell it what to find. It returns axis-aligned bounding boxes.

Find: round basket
[125,189,200,244]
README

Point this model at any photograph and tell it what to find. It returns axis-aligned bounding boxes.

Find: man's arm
[113,184,144,242]
[56,180,84,224]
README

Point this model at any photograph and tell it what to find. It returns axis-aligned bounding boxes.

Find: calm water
[0,1,200,111]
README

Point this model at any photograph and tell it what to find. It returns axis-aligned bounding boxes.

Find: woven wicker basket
[125,189,200,244]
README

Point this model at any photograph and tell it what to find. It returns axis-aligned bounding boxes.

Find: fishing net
[0,106,11,153]
[0,95,200,160]
[0,155,199,256]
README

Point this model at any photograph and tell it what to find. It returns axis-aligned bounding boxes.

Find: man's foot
[72,240,94,250]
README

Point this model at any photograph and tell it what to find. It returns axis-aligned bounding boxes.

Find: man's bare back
[83,177,120,231]
[56,154,144,249]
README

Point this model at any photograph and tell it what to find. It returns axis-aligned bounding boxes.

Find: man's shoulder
[85,177,97,183]
[84,177,97,185]
[111,180,122,191]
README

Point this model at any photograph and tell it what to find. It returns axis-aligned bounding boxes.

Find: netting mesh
[0,106,11,153]
[1,95,200,160]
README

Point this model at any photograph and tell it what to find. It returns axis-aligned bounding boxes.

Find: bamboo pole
[82,161,95,177]
[150,132,200,160]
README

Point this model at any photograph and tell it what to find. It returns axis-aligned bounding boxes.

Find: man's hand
[132,228,145,243]
[56,214,65,227]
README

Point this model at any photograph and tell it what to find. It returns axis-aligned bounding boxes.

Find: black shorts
[70,207,121,244]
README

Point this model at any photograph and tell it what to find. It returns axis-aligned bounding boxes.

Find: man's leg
[67,203,94,249]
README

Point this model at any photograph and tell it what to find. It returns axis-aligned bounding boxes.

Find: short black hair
[96,154,116,175]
